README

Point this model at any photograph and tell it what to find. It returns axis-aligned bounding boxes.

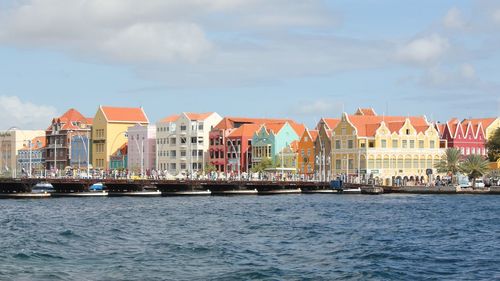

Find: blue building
[70,135,91,168]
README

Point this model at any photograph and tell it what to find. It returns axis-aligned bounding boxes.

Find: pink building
[127,124,156,174]
[440,118,486,156]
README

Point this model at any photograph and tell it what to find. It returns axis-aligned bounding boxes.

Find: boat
[341,187,362,194]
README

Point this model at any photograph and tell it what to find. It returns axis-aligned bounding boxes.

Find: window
[181,150,186,157]
[381,140,387,148]
[392,140,398,148]
[181,138,186,144]
[410,140,415,149]
[341,128,346,135]
[369,141,375,148]
[406,129,410,135]
[180,163,186,170]
[402,140,407,148]
[419,140,424,148]
[198,123,204,131]
[191,137,197,144]
[335,140,341,149]
[348,140,353,149]
[430,140,435,149]
[335,159,341,169]
[180,125,187,131]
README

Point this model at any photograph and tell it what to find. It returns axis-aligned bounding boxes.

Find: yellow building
[92,106,149,169]
[331,109,445,185]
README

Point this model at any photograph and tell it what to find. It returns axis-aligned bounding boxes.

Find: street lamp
[227,138,241,180]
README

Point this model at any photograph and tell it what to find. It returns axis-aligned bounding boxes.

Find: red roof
[322,118,340,130]
[47,108,92,131]
[185,112,215,121]
[227,123,261,138]
[355,108,377,116]
[159,114,180,123]
[463,118,497,129]
[101,106,149,123]
[19,136,46,150]
[214,117,293,130]
[346,115,429,137]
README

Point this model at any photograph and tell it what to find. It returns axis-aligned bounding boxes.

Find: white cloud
[443,7,465,29]
[460,63,476,79]
[0,96,58,130]
[419,63,479,89]
[292,100,343,116]
[396,34,450,65]
[493,9,500,24]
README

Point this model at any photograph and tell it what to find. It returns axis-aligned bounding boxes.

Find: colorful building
[251,122,305,168]
[17,136,46,177]
[45,108,92,172]
[297,129,318,176]
[440,118,486,156]
[331,109,445,185]
[276,140,299,171]
[313,118,340,181]
[127,124,156,174]
[463,118,500,141]
[70,135,91,169]
[109,143,128,170]
[224,123,261,174]
[208,117,293,173]
[92,106,149,170]
[0,129,45,178]
[156,112,222,176]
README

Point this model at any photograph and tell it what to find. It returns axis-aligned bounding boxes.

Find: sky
[0,0,499,130]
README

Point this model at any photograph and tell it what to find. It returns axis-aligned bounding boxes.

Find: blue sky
[0,0,499,129]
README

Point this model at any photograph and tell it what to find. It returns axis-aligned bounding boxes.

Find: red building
[225,123,261,173]
[45,108,93,172]
[208,117,298,172]
[440,118,486,156]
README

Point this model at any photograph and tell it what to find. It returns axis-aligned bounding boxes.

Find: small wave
[13,253,30,259]
[59,230,79,237]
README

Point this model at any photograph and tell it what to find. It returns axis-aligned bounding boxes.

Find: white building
[156,112,222,176]
[0,129,45,178]
[127,124,156,175]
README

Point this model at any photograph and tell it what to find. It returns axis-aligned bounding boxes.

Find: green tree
[459,154,490,187]
[435,148,462,184]
[486,127,500,161]
[251,157,274,173]
[204,164,217,174]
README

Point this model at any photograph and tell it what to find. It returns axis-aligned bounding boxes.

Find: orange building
[297,128,318,177]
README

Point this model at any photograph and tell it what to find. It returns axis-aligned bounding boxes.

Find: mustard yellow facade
[91,107,148,169]
[331,113,446,185]
[485,118,500,140]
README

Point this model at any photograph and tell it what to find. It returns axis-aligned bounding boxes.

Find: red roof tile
[227,123,261,138]
[101,106,149,123]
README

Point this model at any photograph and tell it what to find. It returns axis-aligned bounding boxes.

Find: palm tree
[435,148,462,184]
[459,154,490,187]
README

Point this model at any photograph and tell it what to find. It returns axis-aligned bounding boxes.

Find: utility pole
[28,139,32,178]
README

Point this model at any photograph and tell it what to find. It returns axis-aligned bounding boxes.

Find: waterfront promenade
[0,177,499,197]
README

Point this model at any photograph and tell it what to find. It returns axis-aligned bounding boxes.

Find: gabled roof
[184,112,216,121]
[301,129,319,142]
[354,108,377,116]
[19,136,46,151]
[100,106,149,123]
[214,117,293,130]
[435,123,446,136]
[159,114,180,123]
[346,114,429,137]
[111,143,128,156]
[320,118,341,130]
[463,118,497,129]
[227,123,261,138]
[48,108,92,131]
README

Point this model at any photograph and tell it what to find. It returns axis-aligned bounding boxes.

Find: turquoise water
[1,194,499,280]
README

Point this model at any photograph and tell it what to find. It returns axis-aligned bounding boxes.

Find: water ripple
[0,195,499,280]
